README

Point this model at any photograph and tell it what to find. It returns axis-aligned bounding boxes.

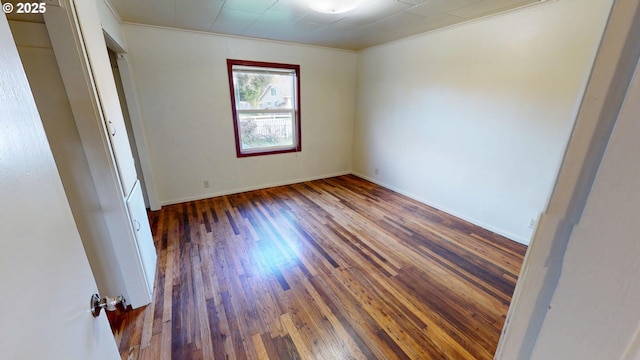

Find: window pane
[227,59,300,157]
[238,113,295,151]
[233,72,294,110]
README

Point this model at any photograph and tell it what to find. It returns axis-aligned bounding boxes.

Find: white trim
[624,325,640,360]
[160,171,352,206]
[45,0,151,308]
[119,3,552,52]
[495,0,640,357]
[160,169,528,244]
[122,22,358,54]
[351,171,529,245]
[359,0,554,53]
[102,0,123,24]
[116,53,161,210]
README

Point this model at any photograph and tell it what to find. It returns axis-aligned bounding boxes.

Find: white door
[73,0,138,198]
[0,13,120,359]
[126,180,158,297]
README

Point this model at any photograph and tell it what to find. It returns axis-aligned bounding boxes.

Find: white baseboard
[160,171,352,206]
[159,170,529,245]
[351,171,529,245]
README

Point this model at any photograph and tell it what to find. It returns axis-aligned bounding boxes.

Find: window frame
[226,59,302,158]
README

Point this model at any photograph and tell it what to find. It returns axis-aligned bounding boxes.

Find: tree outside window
[227,59,301,157]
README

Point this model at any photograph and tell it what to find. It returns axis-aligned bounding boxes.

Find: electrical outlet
[528,218,536,229]
[204,180,210,188]
[374,167,379,175]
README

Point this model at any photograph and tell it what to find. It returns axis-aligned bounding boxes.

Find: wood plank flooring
[108,175,527,359]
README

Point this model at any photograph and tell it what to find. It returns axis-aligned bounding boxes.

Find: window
[227,59,301,157]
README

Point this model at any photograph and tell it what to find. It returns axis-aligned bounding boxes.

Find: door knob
[90,293,127,317]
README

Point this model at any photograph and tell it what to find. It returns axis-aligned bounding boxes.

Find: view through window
[227,59,301,157]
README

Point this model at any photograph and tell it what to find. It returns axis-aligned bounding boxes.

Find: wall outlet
[528,218,536,229]
[204,180,210,188]
[374,167,379,175]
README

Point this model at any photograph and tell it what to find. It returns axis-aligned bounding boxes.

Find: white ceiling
[107,0,543,50]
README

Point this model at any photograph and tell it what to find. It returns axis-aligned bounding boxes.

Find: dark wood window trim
[227,59,302,158]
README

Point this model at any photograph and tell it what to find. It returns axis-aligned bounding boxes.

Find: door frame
[112,50,161,211]
[0,11,120,359]
[496,0,640,357]
[99,1,161,211]
[44,0,153,308]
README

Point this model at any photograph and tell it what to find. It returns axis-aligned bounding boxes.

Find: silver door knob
[90,293,127,317]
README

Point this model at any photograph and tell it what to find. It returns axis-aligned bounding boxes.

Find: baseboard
[159,170,529,245]
[351,171,529,245]
[160,171,352,206]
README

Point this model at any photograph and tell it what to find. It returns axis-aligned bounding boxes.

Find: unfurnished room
[2,0,640,359]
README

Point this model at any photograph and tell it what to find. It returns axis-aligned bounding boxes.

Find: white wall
[530,50,640,360]
[353,0,613,244]
[123,24,357,205]
[495,0,639,356]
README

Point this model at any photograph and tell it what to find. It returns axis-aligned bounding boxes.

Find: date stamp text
[3,2,47,14]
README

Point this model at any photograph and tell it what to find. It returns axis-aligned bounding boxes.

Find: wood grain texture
[108,175,527,359]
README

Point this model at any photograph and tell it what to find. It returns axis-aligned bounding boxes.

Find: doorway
[6,0,157,334]
[107,48,150,208]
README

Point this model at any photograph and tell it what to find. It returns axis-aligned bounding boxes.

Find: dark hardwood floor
[108,175,527,359]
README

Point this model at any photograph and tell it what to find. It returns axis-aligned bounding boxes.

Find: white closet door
[74,0,138,197]
[126,180,158,296]
[104,106,138,197]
